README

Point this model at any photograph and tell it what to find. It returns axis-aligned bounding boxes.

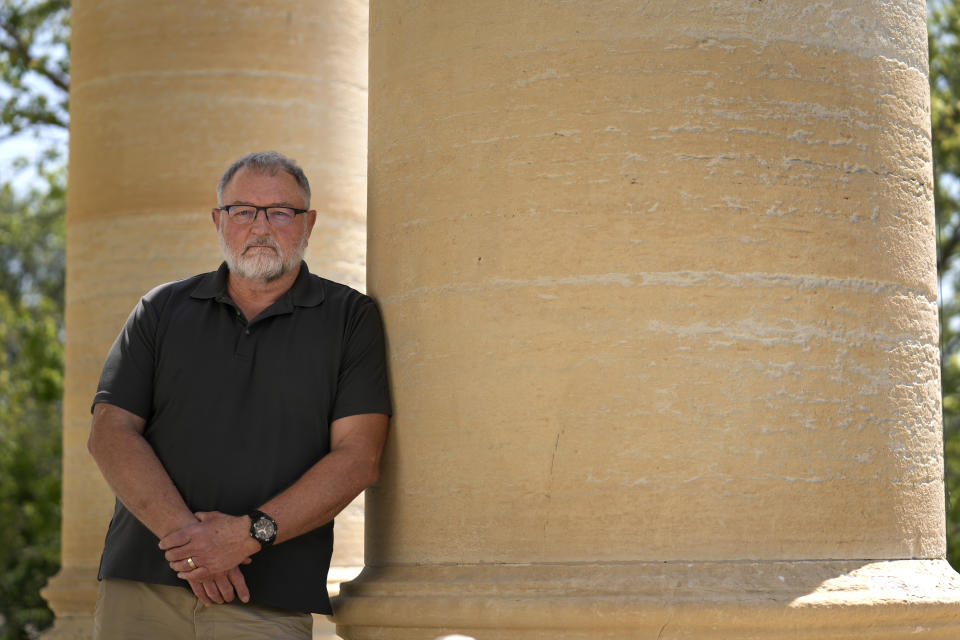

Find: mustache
[243,237,281,253]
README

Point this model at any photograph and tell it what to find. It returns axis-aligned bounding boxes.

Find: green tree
[0,0,69,140]
[0,175,64,640]
[0,1,68,638]
[930,0,960,572]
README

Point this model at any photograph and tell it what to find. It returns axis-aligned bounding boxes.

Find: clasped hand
[159,511,259,606]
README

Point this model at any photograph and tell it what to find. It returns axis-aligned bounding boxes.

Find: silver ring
[187,557,197,570]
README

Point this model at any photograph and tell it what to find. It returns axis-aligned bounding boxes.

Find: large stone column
[41,2,367,637]
[335,1,960,638]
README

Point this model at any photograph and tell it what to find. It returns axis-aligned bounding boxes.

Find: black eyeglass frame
[219,204,310,226]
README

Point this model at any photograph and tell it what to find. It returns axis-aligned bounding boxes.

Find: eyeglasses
[220,205,308,227]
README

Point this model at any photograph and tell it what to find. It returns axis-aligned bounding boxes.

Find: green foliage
[930,0,960,573]
[0,0,70,140]
[0,176,64,640]
[0,3,68,637]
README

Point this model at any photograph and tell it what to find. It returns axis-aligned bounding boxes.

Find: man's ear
[305,210,317,236]
[211,208,221,229]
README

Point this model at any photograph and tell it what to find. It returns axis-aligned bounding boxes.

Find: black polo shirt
[92,261,391,614]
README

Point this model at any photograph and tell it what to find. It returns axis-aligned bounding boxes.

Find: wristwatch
[248,509,278,546]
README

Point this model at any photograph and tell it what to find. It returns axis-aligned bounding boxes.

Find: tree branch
[0,19,69,94]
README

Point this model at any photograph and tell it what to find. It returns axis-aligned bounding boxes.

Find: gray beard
[218,223,309,283]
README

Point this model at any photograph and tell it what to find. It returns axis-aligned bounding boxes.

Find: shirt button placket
[232,307,254,359]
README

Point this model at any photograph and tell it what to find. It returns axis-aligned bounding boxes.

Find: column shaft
[42,2,368,637]
[336,1,960,638]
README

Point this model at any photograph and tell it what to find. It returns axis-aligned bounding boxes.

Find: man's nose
[250,209,272,230]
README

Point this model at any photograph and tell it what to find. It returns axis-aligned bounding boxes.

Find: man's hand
[159,511,261,582]
[186,566,251,605]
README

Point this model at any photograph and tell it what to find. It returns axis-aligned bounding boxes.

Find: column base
[314,566,362,639]
[39,565,99,639]
[333,559,960,639]
[39,565,362,640]
[37,616,94,640]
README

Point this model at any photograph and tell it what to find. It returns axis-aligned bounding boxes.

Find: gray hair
[217,151,311,208]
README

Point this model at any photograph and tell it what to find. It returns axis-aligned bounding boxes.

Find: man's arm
[159,412,389,580]
[87,402,250,604]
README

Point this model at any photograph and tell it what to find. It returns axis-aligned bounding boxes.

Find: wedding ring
[187,557,197,570]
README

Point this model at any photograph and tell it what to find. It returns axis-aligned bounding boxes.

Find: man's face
[214,167,316,283]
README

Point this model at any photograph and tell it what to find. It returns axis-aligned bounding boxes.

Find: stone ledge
[333,559,960,639]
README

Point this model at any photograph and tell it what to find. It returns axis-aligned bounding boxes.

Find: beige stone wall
[335,1,960,638]
[44,2,368,637]
[362,0,939,568]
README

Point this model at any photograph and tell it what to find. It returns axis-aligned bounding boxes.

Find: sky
[0,6,70,195]
[0,127,68,194]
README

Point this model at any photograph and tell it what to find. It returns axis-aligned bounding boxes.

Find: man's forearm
[259,441,381,544]
[259,412,388,544]
[89,404,254,605]
[87,404,196,538]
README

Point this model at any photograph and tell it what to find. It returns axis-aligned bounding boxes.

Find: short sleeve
[331,298,392,421]
[91,297,158,419]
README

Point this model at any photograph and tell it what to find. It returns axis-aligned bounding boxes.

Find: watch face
[253,517,276,541]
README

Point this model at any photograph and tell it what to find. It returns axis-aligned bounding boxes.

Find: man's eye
[269,209,294,221]
[230,207,256,217]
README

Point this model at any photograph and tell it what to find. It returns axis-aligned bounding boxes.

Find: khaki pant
[93,578,313,640]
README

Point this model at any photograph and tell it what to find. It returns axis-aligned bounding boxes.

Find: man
[87,151,391,639]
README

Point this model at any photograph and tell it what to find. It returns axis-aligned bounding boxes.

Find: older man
[88,151,390,639]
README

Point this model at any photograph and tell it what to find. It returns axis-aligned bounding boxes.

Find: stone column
[41,1,367,637]
[335,1,960,638]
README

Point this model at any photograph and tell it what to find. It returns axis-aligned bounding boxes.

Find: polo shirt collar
[190,261,325,309]
[190,262,230,300]
[288,262,325,307]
